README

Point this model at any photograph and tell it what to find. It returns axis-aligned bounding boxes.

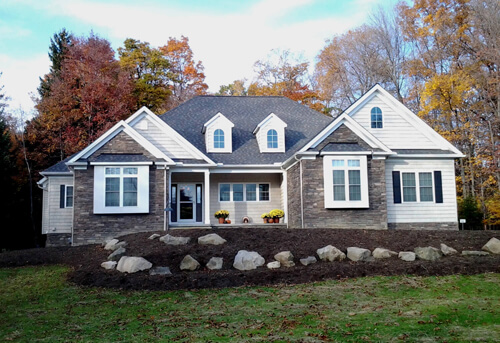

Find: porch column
[204,169,210,224]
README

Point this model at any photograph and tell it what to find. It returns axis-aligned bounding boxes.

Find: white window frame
[323,155,369,208]
[213,129,225,149]
[218,183,271,202]
[401,171,435,203]
[370,107,383,129]
[267,129,278,149]
[65,185,74,208]
[94,165,149,214]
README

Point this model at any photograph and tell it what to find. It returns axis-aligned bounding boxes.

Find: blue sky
[0,0,399,113]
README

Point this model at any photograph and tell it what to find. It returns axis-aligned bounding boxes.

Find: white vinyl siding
[256,114,286,153]
[42,176,74,234]
[351,94,437,149]
[210,173,282,225]
[386,158,458,223]
[133,117,197,159]
[204,113,234,153]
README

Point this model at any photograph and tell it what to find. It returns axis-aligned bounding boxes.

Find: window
[267,129,278,149]
[401,172,434,203]
[371,107,383,128]
[65,186,74,208]
[94,166,149,214]
[323,156,369,208]
[219,183,270,202]
[214,129,225,149]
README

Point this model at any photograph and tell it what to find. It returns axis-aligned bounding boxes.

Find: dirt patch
[1,228,499,291]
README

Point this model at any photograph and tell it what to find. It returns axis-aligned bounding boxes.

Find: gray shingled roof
[160,96,333,164]
[393,149,454,155]
[42,156,72,173]
[320,143,368,152]
[89,154,155,163]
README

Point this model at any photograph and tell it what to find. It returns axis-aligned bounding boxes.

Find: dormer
[253,113,287,153]
[202,112,234,153]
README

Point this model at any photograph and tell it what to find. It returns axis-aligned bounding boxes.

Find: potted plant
[261,213,270,223]
[214,210,229,224]
[269,209,284,223]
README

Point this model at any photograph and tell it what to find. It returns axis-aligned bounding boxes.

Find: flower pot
[274,218,280,223]
[268,218,274,223]
[263,218,268,223]
[218,217,224,224]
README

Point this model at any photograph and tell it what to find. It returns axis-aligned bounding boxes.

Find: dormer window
[267,129,278,149]
[371,107,383,128]
[254,113,287,153]
[203,112,234,153]
[214,129,225,149]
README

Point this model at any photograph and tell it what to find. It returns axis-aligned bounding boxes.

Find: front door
[172,183,203,223]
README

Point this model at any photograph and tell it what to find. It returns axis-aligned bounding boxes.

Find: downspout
[164,167,167,231]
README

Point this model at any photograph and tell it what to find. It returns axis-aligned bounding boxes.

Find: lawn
[0,266,499,342]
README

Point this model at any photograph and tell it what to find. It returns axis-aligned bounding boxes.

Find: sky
[0,0,398,114]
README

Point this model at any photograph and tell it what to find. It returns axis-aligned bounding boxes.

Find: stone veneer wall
[46,233,72,247]
[388,222,458,230]
[286,162,302,228]
[72,131,167,246]
[287,123,388,229]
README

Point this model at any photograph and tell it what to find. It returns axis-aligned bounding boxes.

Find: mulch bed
[1,228,499,291]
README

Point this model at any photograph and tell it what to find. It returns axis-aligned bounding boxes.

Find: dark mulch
[1,228,499,291]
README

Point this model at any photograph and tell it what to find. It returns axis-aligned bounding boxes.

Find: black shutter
[434,171,443,203]
[171,184,177,222]
[196,184,202,222]
[392,171,401,204]
[60,185,66,208]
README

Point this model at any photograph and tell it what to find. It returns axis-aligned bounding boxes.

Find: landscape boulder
[462,250,490,256]
[372,248,397,259]
[149,267,172,276]
[398,252,416,262]
[198,233,227,245]
[482,237,500,255]
[180,255,200,271]
[148,234,161,240]
[107,247,126,261]
[347,247,372,262]
[206,257,223,270]
[160,234,190,245]
[316,245,346,262]
[101,261,117,270]
[233,250,265,271]
[414,247,442,261]
[104,239,119,251]
[440,243,458,256]
[267,261,281,269]
[116,256,152,273]
[300,256,317,266]
[274,251,295,267]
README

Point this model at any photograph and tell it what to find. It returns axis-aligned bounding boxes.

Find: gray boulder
[462,250,490,256]
[104,239,119,251]
[206,257,223,270]
[149,267,172,276]
[300,256,317,266]
[316,245,346,262]
[107,247,126,261]
[347,247,372,262]
[372,248,397,259]
[267,261,281,269]
[233,250,265,271]
[274,251,295,267]
[148,234,161,240]
[160,234,191,245]
[440,243,458,256]
[414,247,442,261]
[116,256,152,273]
[180,255,200,271]
[101,261,117,270]
[482,237,500,254]
[198,233,227,245]
[114,241,128,250]
[398,251,416,262]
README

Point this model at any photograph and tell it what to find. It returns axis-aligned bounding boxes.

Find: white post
[204,169,210,224]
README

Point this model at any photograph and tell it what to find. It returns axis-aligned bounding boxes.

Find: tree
[118,38,172,114]
[159,36,208,109]
[216,79,247,96]
[38,28,72,98]
[31,33,135,168]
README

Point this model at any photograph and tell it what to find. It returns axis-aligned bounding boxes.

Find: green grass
[0,266,499,342]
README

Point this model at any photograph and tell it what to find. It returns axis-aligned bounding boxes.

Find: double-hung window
[60,185,73,208]
[94,166,149,214]
[219,183,270,202]
[401,172,433,202]
[323,156,369,208]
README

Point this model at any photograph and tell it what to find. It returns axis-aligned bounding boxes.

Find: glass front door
[178,184,195,221]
